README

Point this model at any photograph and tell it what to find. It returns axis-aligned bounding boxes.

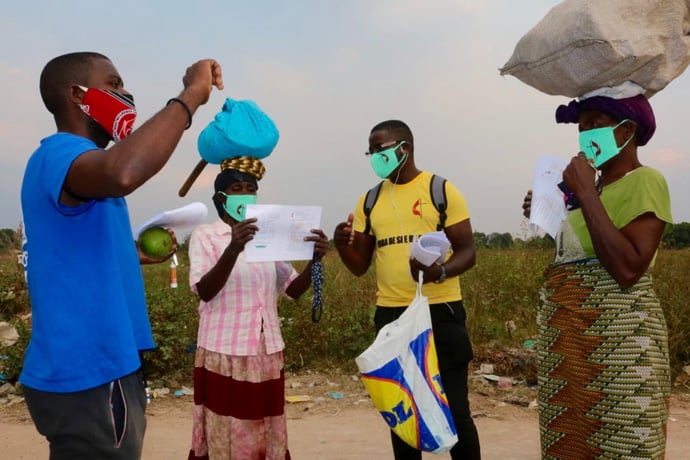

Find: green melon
[138,227,173,258]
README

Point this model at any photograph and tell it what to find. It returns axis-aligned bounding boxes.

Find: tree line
[474,222,690,250]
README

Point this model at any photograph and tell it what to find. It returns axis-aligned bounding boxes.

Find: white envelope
[134,202,209,238]
[410,231,451,267]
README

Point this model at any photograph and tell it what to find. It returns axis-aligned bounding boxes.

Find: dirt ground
[1,372,689,459]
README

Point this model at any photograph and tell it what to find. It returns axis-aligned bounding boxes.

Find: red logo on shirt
[413,199,421,216]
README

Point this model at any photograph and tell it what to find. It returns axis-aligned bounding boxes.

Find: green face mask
[219,192,257,221]
[369,141,406,179]
[579,119,633,168]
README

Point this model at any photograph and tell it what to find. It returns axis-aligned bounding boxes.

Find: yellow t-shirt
[353,171,470,306]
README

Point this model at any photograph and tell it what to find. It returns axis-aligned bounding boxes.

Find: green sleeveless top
[554,166,672,264]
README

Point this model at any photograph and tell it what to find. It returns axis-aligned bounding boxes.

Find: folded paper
[410,232,450,267]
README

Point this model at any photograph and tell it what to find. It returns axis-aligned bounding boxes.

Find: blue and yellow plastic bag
[355,281,458,454]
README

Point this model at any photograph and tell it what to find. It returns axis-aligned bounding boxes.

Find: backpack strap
[362,181,383,235]
[429,174,448,231]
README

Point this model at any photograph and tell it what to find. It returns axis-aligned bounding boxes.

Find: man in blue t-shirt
[20,52,224,460]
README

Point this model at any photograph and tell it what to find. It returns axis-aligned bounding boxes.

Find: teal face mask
[579,119,633,168]
[369,141,406,179]
[219,192,257,221]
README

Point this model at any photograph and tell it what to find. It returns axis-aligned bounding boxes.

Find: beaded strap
[311,261,324,322]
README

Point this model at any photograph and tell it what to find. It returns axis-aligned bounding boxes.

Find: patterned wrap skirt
[537,259,670,459]
[187,339,290,460]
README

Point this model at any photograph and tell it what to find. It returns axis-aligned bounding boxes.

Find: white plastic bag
[500,0,690,98]
[355,279,458,454]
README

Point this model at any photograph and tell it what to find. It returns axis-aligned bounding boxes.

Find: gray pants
[23,370,147,460]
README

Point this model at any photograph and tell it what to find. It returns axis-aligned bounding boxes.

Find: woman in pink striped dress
[187,157,329,460]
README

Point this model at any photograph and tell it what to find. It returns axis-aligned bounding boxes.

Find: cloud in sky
[648,148,688,167]
[2,0,690,239]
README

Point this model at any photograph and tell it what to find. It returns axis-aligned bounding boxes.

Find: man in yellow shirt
[333,120,481,460]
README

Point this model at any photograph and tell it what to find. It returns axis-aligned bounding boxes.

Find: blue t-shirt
[19,132,155,392]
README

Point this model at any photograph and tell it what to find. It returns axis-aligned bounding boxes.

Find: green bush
[139,255,199,385]
[462,249,550,349]
[279,256,375,373]
[0,254,30,383]
[0,320,30,382]
[652,250,690,378]
[0,254,29,321]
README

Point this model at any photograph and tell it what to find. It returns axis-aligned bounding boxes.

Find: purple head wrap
[555,94,656,146]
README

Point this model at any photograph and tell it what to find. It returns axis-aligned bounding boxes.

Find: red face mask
[78,86,136,142]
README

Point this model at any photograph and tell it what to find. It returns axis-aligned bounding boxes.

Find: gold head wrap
[220,156,266,181]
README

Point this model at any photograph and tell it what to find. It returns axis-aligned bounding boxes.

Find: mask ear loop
[390,142,410,235]
[217,191,233,220]
[399,141,409,163]
[392,142,409,182]
[72,85,88,107]
[617,119,637,150]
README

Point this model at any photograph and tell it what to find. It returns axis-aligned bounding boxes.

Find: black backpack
[362,174,448,235]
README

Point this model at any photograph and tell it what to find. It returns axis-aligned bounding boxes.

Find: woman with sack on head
[522,90,673,459]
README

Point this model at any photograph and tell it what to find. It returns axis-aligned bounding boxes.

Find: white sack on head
[500,0,690,98]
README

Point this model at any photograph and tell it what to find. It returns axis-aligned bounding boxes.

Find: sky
[2,0,689,241]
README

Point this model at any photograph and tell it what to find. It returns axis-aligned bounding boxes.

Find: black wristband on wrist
[434,263,447,284]
[166,98,192,129]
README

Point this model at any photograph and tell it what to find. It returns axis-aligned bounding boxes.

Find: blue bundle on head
[198,98,280,164]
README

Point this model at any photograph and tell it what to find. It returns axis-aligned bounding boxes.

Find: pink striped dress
[187,220,297,460]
